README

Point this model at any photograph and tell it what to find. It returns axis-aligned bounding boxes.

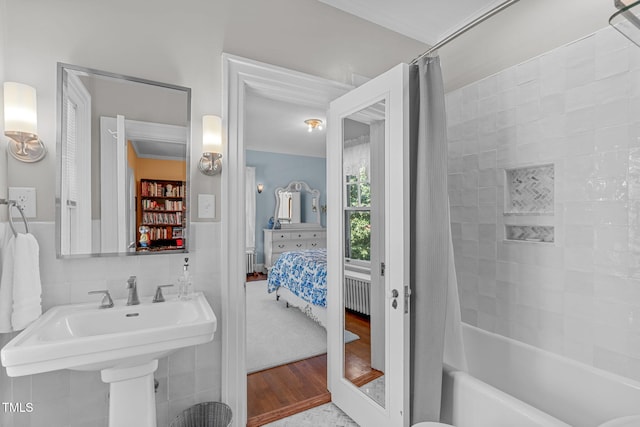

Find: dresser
[263,227,326,270]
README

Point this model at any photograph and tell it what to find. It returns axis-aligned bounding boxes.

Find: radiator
[344,272,371,315]
[245,250,256,275]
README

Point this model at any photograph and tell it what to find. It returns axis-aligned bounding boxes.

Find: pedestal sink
[0,291,216,427]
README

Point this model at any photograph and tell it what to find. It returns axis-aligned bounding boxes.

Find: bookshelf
[138,179,186,251]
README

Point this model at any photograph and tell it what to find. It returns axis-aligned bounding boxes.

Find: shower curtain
[410,55,467,424]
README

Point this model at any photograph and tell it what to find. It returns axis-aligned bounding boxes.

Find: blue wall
[247,150,326,265]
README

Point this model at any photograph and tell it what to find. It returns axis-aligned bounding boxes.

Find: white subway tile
[516,100,542,125]
[595,48,630,80]
[564,131,595,158]
[477,75,498,99]
[596,27,631,54]
[478,240,497,261]
[565,270,595,296]
[565,225,595,248]
[463,154,479,170]
[566,106,596,134]
[516,58,540,85]
[518,81,540,105]
[541,93,566,117]
[566,83,595,112]
[595,99,630,130]
[565,292,596,319]
[478,150,497,170]
[565,35,596,68]
[462,84,479,103]
[595,125,630,152]
[496,68,517,91]
[593,73,631,105]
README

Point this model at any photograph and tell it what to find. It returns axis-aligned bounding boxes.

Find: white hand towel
[11,233,42,331]
[0,225,15,333]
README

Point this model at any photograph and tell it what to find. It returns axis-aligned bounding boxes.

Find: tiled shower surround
[0,223,222,427]
[446,26,640,382]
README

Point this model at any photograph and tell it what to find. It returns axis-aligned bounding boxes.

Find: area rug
[246,280,359,373]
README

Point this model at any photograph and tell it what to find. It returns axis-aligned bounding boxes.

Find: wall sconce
[3,82,46,162]
[198,115,223,176]
[257,183,264,193]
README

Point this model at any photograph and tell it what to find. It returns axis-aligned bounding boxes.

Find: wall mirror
[342,102,386,407]
[274,180,321,227]
[56,63,191,257]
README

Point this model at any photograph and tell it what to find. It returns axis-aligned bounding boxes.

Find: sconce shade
[4,82,37,136]
[257,183,264,193]
[3,81,46,162]
[199,115,223,175]
[203,115,222,152]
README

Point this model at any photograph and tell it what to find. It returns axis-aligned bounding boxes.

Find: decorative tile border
[505,164,554,214]
[505,225,555,243]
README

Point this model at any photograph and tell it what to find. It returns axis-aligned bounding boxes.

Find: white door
[327,63,410,427]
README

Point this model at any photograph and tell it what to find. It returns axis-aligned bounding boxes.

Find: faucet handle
[127,276,137,288]
[153,285,174,303]
[88,290,114,309]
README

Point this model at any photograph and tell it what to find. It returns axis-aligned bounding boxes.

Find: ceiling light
[304,119,323,133]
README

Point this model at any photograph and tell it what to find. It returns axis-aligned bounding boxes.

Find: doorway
[221,54,351,427]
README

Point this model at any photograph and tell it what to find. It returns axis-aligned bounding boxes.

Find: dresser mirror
[274,180,321,226]
[56,63,191,257]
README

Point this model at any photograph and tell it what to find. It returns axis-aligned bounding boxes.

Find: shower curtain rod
[411,0,521,64]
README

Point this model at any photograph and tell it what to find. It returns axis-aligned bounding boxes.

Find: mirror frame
[55,62,192,258]
[273,180,321,226]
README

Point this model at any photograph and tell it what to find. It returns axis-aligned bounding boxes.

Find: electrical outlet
[8,187,36,218]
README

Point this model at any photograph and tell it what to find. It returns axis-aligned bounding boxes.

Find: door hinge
[404,285,411,314]
[380,262,385,277]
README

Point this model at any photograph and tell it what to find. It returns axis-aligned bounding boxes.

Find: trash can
[169,402,233,427]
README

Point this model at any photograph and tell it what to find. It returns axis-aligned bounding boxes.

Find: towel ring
[0,198,30,237]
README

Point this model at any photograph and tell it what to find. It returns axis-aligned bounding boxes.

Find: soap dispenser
[178,257,192,301]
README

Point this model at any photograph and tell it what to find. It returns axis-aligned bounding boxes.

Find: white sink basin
[1,291,216,376]
[1,291,216,427]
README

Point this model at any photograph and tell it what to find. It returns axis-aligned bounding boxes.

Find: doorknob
[390,288,399,309]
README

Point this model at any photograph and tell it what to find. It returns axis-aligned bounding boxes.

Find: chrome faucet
[88,290,114,309]
[126,276,140,306]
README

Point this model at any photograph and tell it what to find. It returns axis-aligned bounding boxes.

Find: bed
[267,248,328,327]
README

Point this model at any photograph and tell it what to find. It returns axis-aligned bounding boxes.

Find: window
[344,166,371,262]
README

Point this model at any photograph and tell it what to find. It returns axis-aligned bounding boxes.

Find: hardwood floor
[246,309,379,426]
[247,354,330,426]
[345,309,384,386]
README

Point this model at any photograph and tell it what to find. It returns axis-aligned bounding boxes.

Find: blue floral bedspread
[267,249,327,307]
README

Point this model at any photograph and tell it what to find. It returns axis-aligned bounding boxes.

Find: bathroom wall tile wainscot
[0,222,222,427]
[446,25,640,382]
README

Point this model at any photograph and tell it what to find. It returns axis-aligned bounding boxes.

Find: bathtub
[439,324,640,427]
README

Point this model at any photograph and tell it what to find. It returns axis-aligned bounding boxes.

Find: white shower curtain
[410,55,467,424]
[245,167,256,251]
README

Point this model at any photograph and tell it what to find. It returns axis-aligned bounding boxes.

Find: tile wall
[0,222,222,427]
[446,26,640,382]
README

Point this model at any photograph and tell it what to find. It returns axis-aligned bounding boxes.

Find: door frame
[221,54,352,427]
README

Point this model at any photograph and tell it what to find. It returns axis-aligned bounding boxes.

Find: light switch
[198,194,215,219]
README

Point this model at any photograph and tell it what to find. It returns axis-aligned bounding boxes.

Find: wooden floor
[246,293,381,427]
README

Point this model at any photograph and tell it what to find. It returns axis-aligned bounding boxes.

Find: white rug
[246,280,358,373]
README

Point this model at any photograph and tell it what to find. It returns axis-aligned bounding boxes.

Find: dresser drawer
[306,240,325,249]
[299,231,326,240]
[272,232,290,241]
[273,240,299,252]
